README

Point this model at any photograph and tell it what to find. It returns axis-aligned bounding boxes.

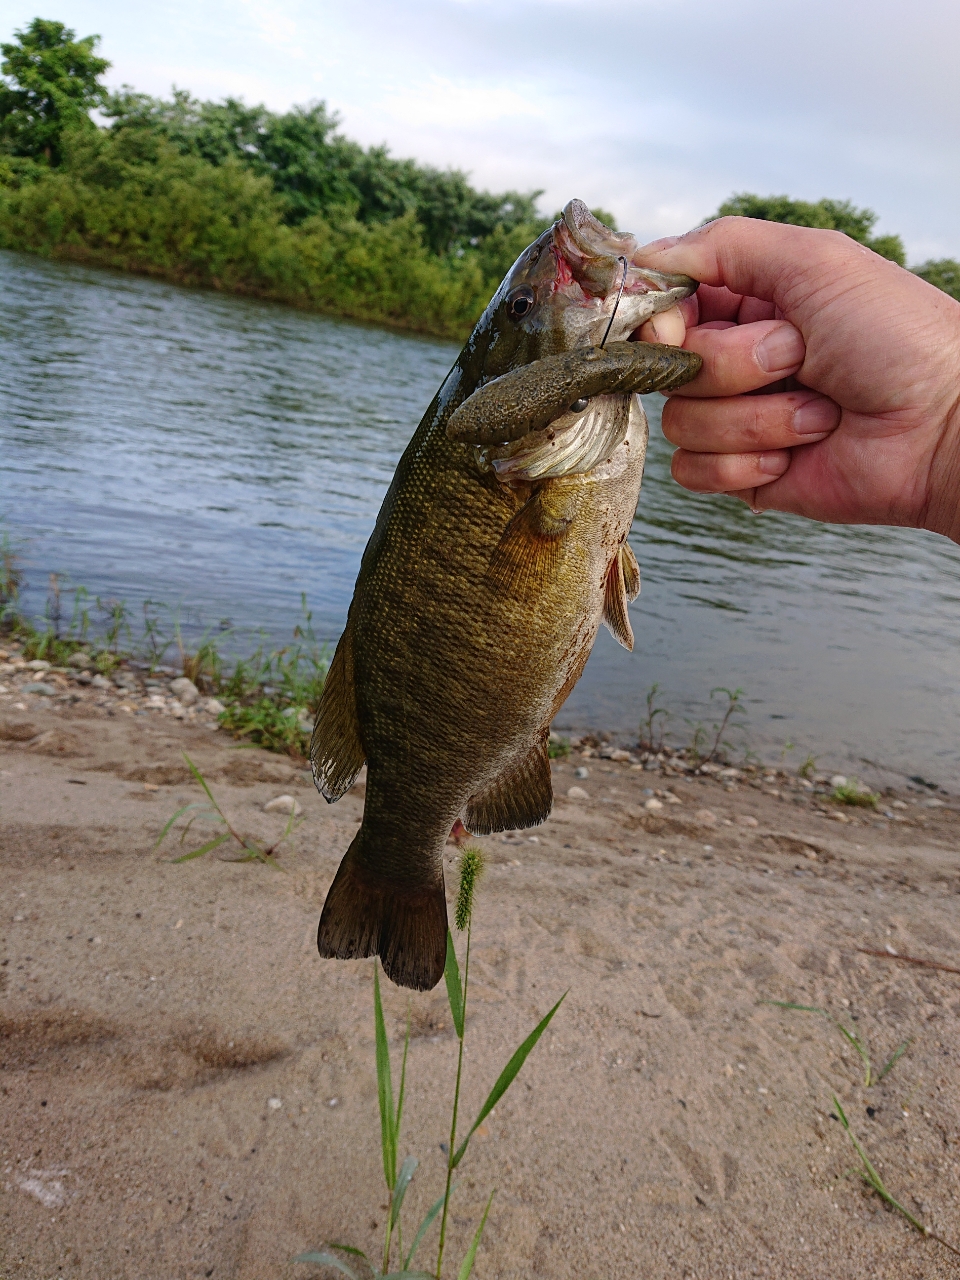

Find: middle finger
[670,319,806,398]
[662,390,840,453]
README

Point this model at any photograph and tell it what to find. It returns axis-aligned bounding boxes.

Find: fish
[311,199,702,990]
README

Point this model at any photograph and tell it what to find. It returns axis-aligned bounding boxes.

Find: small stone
[606,748,632,762]
[566,786,590,801]
[699,762,721,774]
[736,814,759,828]
[574,766,589,779]
[267,1097,282,1111]
[718,767,741,779]
[695,808,718,826]
[26,659,51,671]
[891,799,908,809]
[21,682,56,696]
[923,798,945,808]
[204,698,225,715]
[264,794,303,815]
[67,651,93,669]
[663,792,682,805]
[170,677,199,706]
[644,797,664,812]
[91,674,111,690]
[830,774,848,789]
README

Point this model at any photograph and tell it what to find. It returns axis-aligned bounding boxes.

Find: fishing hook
[599,255,628,349]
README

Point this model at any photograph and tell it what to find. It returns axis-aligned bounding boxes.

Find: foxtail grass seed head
[455,847,485,931]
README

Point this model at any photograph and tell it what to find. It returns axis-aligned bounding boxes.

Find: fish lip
[557,198,698,305]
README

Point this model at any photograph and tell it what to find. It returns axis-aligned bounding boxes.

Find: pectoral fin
[463,734,553,834]
[486,484,576,598]
[621,541,641,600]
[602,546,635,650]
[310,623,365,801]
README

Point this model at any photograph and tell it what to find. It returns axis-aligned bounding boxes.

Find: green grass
[295,848,564,1278]
[155,753,299,866]
[765,1001,911,1087]
[831,778,880,808]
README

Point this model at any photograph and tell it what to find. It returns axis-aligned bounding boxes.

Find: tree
[912,259,960,302]
[0,18,110,165]
[710,192,906,265]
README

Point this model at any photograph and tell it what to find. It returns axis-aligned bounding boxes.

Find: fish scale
[311,200,701,989]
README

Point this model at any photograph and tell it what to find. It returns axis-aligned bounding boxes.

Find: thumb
[633,216,876,314]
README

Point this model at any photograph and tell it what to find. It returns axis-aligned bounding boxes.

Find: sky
[6,0,960,261]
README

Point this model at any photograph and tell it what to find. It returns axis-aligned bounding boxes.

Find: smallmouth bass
[312,200,701,989]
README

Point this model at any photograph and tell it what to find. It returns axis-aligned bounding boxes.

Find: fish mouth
[553,199,697,344]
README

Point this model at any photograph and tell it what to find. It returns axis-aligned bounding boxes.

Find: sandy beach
[2,662,960,1279]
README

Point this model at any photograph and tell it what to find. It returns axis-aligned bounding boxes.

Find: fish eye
[506,286,535,321]
[570,398,589,412]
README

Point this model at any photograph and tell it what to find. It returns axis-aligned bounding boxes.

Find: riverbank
[3,637,960,1277]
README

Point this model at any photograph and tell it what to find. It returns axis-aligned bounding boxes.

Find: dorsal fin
[463,735,553,835]
[602,547,635,650]
[310,623,365,801]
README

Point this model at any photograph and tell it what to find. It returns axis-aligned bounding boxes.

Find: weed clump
[832,778,879,808]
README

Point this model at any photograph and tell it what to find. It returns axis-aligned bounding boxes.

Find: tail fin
[317,830,448,991]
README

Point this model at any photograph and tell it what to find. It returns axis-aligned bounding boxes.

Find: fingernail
[757,325,805,374]
[757,452,789,476]
[793,397,840,435]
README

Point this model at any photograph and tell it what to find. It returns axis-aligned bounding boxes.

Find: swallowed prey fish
[312,200,702,989]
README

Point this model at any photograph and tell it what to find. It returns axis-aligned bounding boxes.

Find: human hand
[631,217,960,541]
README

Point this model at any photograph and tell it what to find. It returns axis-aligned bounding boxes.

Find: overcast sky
[7,0,959,260]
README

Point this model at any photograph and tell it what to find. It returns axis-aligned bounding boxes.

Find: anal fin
[463,734,553,834]
[310,623,365,801]
[487,484,575,598]
[603,545,635,650]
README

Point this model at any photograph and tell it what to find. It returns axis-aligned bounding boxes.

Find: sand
[2,685,960,1280]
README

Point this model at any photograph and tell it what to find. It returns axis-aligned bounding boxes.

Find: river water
[2,249,959,785]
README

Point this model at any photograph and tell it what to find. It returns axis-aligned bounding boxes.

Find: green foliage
[912,258,960,301]
[711,192,906,266]
[156,753,298,866]
[765,1001,911,1088]
[0,18,109,165]
[546,734,570,760]
[831,778,879,808]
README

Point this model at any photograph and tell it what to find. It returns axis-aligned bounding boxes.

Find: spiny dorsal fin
[602,549,635,650]
[310,624,365,801]
[621,541,641,600]
[463,735,553,835]
[486,485,575,599]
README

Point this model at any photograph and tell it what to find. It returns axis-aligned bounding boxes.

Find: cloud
[5,0,958,258]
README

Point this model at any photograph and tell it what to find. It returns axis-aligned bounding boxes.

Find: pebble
[204,698,225,715]
[736,814,759,828]
[718,767,741,780]
[605,748,633,762]
[891,800,908,809]
[67,651,93,668]
[566,786,590,801]
[169,677,199,706]
[26,659,51,671]
[574,766,589,779]
[923,798,945,808]
[643,797,664,812]
[830,774,848,788]
[90,674,111,690]
[267,1097,282,1110]
[695,809,718,826]
[22,682,56,696]
[264,794,303,816]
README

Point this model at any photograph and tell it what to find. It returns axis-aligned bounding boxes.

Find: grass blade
[444,931,464,1040]
[390,1155,418,1230]
[452,994,565,1168]
[293,1252,359,1277]
[876,1038,914,1083]
[404,1190,449,1269]
[457,1191,494,1280]
[396,1007,410,1137]
[374,963,397,1189]
[833,1022,872,1086]
[153,802,203,849]
[173,831,232,862]
[832,1095,928,1233]
[182,752,221,812]
[765,1001,827,1014]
